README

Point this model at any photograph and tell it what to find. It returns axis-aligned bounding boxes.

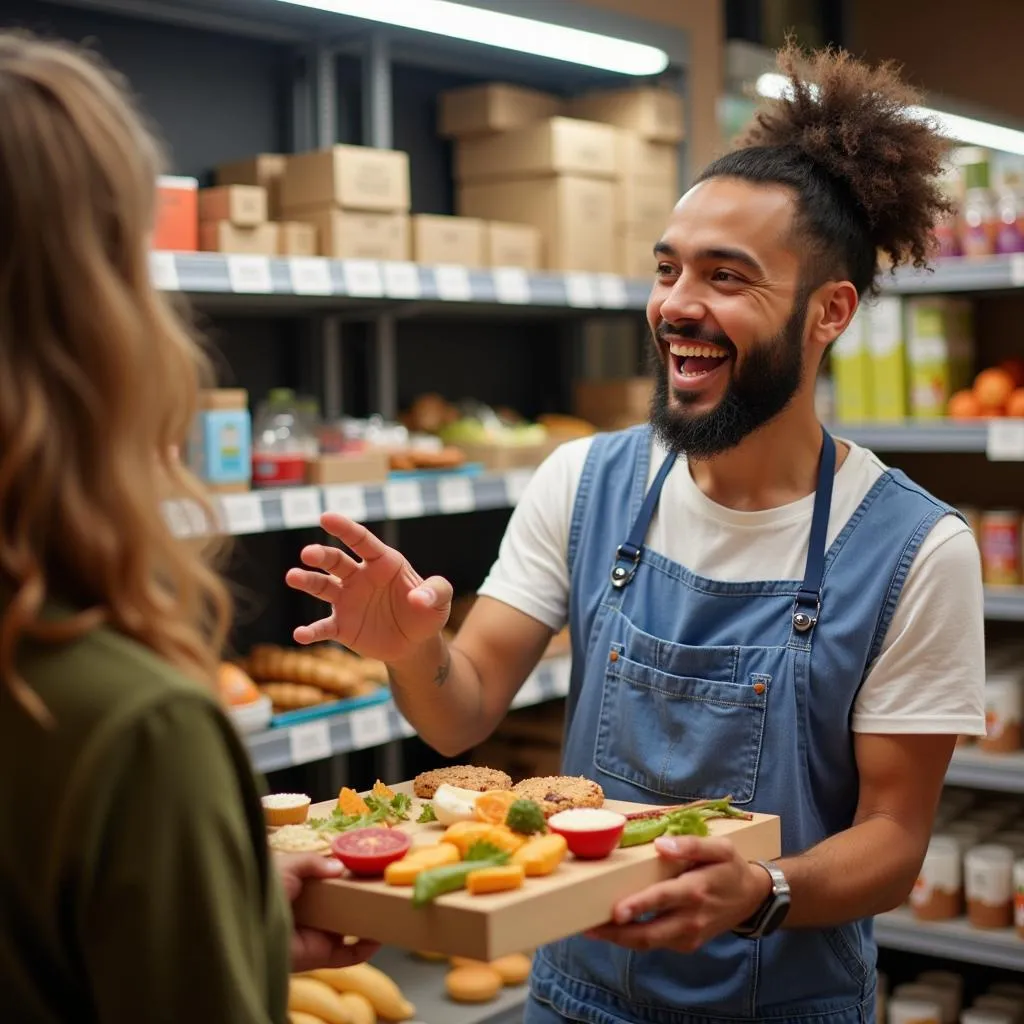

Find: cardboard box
[454,440,548,471]
[216,154,287,217]
[905,297,975,419]
[459,176,617,273]
[455,117,619,183]
[199,185,267,227]
[290,208,410,261]
[620,235,657,279]
[618,178,679,236]
[281,145,411,214]
[292,783,781,961]
[617,132,680,185]
[485,221,543,270]
[865,296,908,422]
[277,221,319,257]
[574,378,654,429]
[154,175,198,251]
[439,82,562,138]
[306,449,390,485]
[565,86,685,144]
[412,214,485,267]
[829,305,873,423]
[199,221,279,255]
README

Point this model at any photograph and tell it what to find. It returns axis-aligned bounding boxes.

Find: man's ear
[808,281,858,350]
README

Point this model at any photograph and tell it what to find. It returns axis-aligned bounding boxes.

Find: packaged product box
[277,221,319,257]
[564,86,685,144]
[199,221,280,255]
[905,297,975,419]
[288,209,409,261]
[280,145,411,214]
[306,449,390,485]
[829,305,873,423]
[187,389,251,492]
[216,154,287,217]
[291,781,781,961]
[617,131,680,184]
[412,214,485,267]
[438,82,562,138]
[458,176,616,273]
[620,235,657,279]
[574,378,654,429]
[454,117,619,183]
[865,296,908,422]
[153,175,198,251]
[617,178,679,238]
[198,185,268,227]
[484,221,543,270]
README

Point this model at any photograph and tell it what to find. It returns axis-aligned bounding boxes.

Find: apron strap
[610,449,678,589]
[792,428,836,633]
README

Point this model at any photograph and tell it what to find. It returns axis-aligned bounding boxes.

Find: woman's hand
[274,852,381,972]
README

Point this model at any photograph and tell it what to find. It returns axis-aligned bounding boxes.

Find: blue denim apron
[524,425,960,1024]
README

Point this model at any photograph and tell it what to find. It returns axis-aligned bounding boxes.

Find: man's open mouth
[668,341,731,379]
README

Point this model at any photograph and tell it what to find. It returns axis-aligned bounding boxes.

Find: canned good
[981,510,1022,586]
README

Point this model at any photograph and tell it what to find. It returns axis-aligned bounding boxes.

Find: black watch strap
[733,861,790,939]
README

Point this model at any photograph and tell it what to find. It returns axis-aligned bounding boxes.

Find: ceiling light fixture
[755,72,1024,157]
[274,0,670,76]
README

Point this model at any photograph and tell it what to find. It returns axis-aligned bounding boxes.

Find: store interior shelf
[875,907,1024,971]
[151,251,651,313]
[165,469,536,537]
[946,748,1024,792]
[245,654,570,773]
[984,587,1024,621]
[832,421,991,453]
[884,254,1024,295]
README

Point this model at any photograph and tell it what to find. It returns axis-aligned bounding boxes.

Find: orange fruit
[947,389,983,420]
[1007,388,1024,419]
[973,367,1016,412]
[217,662,260,706]
[474,790,518,825]
[1001,358,1024,388]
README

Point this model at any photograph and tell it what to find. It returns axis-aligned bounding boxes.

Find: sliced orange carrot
[372,779,395,801]
[473,790,518,825]
[466,864,526,895]
[338,787,370,816]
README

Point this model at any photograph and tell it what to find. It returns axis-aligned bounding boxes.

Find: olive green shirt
[0,607,291,1023]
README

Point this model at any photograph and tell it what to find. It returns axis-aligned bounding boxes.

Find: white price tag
[288,720,332,765]
[505,468,535,504]
[219,493,266,534]
[385,480,425,519]
[492,267,531,304]
[288,257,333,295]
[433,265,473,302]
[178,498,212,538]
[281,487,323,528]
[596,273,628,308]
[350,703,392,750]
[382,261,422,299]
[987,420,1024,461]
[564,273,597,307]
[163,500,191,538]
[226,255,273,294]
[437,475,474,514]
[1011,253,1024,286]
[322,485,368,522]
[342,260,383,297]
[150,251,180,291]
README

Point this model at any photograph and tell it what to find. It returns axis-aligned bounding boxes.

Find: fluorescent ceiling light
[756,72,1024,157]
[273,0,669,76]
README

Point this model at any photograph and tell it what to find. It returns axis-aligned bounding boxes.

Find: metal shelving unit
[245,654,570,773]
[875,907,1024,971]
[884,253,1024,295]
[833,421,991,454]
[946,748,1024,792]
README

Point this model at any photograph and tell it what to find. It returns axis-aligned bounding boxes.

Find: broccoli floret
[505,798,547,835]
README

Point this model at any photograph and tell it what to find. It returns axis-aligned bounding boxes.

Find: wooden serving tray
[290,783,781,961]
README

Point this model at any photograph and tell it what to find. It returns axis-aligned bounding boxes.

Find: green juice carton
[830,304,873,423]
[865,296,908,422]
[905,298,975,419]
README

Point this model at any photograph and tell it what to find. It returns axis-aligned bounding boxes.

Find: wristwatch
[733,861,790,939]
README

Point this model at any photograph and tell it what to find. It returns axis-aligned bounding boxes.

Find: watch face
[761,897,790,935]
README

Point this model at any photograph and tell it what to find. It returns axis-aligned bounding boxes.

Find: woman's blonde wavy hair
[0,31,231,721]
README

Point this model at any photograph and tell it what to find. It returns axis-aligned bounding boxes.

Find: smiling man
[287,43,986,1024]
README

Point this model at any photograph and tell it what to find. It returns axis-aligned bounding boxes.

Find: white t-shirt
[479,435,987,736]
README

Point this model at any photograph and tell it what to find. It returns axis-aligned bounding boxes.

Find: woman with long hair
[0,31,374,1023]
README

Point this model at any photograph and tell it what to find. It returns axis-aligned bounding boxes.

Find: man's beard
[648,294,808,460]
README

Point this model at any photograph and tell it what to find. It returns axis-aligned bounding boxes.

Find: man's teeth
[668,342,729,358]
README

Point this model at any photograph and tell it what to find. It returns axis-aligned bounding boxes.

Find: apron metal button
[753,681,765,694]
[609,651,619,663]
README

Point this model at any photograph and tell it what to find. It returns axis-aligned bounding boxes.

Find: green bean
[411,855,509,907]
[619,816,669,848]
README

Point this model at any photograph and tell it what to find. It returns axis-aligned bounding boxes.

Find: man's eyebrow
[653,241,765,277]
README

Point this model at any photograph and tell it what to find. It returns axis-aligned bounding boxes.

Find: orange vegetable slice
[338,787,370,816]
[372,779,395,801]
[473,790,518,825]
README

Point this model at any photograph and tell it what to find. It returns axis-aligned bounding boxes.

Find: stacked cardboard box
[198,183,279,254]
[275,145,412,261]
[565,87,684,278]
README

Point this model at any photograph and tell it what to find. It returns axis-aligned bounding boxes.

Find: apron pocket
[595,651,768,804]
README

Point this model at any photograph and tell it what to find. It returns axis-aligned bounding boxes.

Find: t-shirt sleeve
[476,437,592,632]
[851,515,987,736]
[70,695,289,1024]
